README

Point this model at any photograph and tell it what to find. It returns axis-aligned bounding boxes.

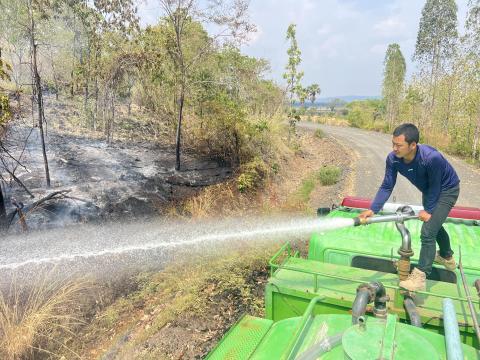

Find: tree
[413,0,458,120]
[306,84,320,105]
[283,24,304,110]
[382,43,406,128]
[463,0,480,159]
[328,98,345,112]
[0,47,12,126]
[158,0,254,171]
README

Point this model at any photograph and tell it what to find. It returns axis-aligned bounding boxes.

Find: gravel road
[298,122,480,208]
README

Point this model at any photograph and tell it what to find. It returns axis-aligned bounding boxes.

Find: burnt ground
[2,126,232,232]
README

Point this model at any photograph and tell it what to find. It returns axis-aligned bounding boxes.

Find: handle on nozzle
[353,206,418,226]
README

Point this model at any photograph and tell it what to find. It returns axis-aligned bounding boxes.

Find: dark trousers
[417,186,460,275]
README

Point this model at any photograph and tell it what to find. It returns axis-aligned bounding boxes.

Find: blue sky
[139,0,469,98]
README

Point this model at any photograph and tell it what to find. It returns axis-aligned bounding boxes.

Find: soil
[2,126,232,232]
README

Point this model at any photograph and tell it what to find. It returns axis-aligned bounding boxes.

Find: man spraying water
[358,123,460,291]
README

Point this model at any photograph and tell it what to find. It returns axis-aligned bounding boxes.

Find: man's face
[392,134,416,158]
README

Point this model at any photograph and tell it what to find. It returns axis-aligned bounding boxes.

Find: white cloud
[373,17,406,37]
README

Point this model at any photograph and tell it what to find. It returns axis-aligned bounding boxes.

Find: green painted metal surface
[207,206,480,358]
[308,208,480,284]
[207,301,480,359]
[206,315,273,360]
[267,243,480,346]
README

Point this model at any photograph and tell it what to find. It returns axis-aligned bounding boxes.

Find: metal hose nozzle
[353,206,417,226]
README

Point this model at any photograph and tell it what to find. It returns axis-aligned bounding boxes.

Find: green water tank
[342,315,440,359]
[207,297,479,359]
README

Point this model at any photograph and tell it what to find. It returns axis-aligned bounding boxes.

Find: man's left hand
[419,210,432,222]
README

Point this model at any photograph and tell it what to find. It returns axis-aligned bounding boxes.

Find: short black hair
[393,123,419,144]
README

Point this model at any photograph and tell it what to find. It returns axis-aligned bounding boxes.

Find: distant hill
[317,95,380,103]
[293,95,380,108]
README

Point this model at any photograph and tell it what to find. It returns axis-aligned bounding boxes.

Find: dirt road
[298,122,480,208]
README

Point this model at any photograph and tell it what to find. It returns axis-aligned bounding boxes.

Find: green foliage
[306,84,320,105]
[283,24,304,106]
[317,166,341,186]
[296,176,316,203]
[346,99,385,129]
[414,0,458,68]
[382,44,406,127]
[327,98,346,112]
[314,128,325,138]
[237,157,269,193]
[0,94,11,125]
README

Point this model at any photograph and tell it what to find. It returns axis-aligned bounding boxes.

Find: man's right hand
[358,209,374,219]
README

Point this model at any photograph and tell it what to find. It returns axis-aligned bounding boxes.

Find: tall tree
[463,0,480,159]
[158,0,254,171]
[27,0,51,187]
[413,0,458,121]
[283,24,304,110]
[306,83,320,105]
[382,43,406,128]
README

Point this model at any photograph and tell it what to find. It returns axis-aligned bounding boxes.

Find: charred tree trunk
[175,83,185,171]
[29,0,50,187]
[0,182,7,232]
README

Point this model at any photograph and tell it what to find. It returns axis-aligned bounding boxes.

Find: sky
[138,0,469,98]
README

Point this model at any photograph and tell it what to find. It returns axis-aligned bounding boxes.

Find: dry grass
[0,274,92,359]
[182,182,238,218]
[305,115,349,127]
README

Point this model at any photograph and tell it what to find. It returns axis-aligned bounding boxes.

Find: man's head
[392,123,419,159]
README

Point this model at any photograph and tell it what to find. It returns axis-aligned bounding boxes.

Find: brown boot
[399,268,426,291]
[434,252,456,271]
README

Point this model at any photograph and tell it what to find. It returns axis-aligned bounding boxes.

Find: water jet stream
[0,216,355,286]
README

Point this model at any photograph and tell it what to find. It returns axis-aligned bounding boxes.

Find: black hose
[404,296,422,327]
[295,332,343,360]
[371,281,387,318]
[352,282,388,324]
[352,288,371,325]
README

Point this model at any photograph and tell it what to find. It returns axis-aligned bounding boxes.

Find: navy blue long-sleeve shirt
[370,145,460,213]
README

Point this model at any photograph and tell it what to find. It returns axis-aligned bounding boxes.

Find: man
[359,123,460,291]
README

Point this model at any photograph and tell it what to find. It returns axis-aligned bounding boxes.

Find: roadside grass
[0,275,92,359]
[65,243,280,359]
[314,128,326,139]
[288,166,342,210]
[306,115,349,127]
[317,165,342,186]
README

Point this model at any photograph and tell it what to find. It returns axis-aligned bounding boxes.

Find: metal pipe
[403,296,422,327]
[443,298,464,360]
[371,281,387,319]
[395,222,412,253]
[353,205,418,226]
[395,222,414,281]
[295,332,343,360]
[352,288,370,325]
[352,282,388,324]
[458,248,480,345]
[353,213,418,226]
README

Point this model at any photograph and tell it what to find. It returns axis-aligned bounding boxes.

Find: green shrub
[317,166,341,185]
[237,158,269,192]
[314,128,325,139]
[296,177,316,203]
